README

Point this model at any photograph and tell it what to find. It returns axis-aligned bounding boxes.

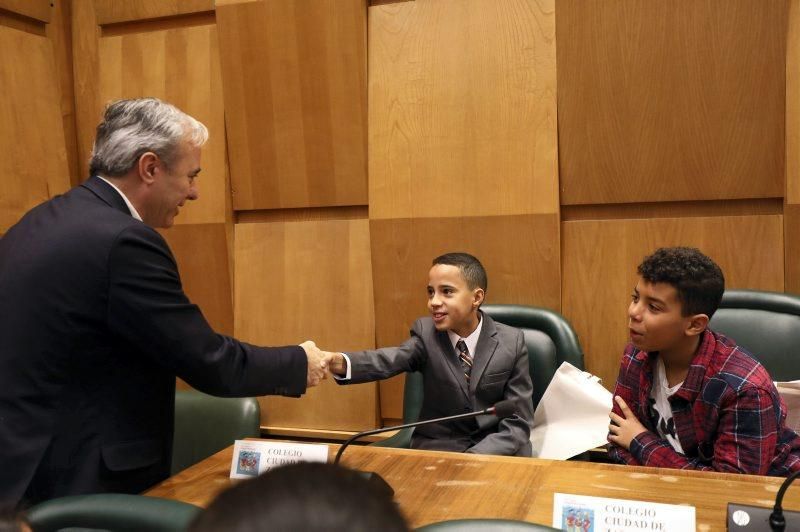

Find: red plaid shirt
[608,329,800,475]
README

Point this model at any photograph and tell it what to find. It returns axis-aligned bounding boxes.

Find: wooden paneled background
[0,0,796,434]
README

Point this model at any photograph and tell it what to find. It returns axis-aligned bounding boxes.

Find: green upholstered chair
[372,305,585,448]
[371,370,424,448]
[482,304,585,410]
[416,518,559,531]
[26,493,201,532]
[709,289,800,382]
[171,390,261,475]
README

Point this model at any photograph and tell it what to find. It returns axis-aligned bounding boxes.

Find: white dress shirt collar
[97,175,143,222]
[447,313,483,357]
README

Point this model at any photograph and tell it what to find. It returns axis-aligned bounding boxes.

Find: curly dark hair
[637,247,724,318]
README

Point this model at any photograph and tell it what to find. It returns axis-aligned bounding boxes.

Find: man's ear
[473,288,485,309]
[685,313,709,337]
[137,152,160,184]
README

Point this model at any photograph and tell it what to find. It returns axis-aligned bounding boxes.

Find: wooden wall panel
[46,0,80,186]
[369,0,558,219]
[789,0,800,206]
[97,22,227,226]
[234,219,377,431]
[216,0,368,211]
[0,0,50,22]
[557,0,787,205]
[787,206,800,294]
[93,0,215,25]
[0,22,70,233]
[71,0,101,182]
[160,224,234,335]
[787,0,800,293]
[371,214,561,419]
[562,215,785,390]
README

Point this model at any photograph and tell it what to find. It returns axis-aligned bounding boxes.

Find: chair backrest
[482,304,585,411]
[172,390,261,475]
[709,289,800,382]
[26,493,201,532]
[416,518,559,531]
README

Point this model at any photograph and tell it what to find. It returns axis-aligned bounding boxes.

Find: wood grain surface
[146,443,800,530]
[369,0,558,219]
[557,0,787,205]
[216,0,368,210]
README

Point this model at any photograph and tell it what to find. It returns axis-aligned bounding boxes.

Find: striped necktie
[456,339,472,382]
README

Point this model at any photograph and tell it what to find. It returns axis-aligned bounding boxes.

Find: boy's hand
[608,396,648,450]
[325,352,347,376]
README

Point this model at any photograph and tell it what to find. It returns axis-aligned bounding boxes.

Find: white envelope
[531,361,614,460]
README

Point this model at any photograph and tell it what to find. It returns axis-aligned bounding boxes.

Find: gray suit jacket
[342,314,533,456]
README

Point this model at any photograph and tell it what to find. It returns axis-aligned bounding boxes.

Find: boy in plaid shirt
[608,247,800,475]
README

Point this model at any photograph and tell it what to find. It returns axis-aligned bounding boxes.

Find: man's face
[144,139,201,228]
[427,264,482,338]
[628,277,692,353]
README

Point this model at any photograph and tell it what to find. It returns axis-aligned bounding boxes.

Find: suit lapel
[434,329,471,400]
[469,314,499,394]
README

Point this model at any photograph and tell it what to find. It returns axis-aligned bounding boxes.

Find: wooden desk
[146,443,800,531]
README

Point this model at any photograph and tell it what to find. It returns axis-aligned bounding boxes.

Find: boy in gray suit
[328,253,534,456]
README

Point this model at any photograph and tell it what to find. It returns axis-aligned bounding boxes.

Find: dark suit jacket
[0,177,307,509]
[342,314,534,456]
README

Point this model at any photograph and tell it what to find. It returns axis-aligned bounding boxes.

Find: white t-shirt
[648,356,684,454]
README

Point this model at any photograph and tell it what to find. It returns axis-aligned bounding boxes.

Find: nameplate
[229,440,329,479]
[552,493,695,531]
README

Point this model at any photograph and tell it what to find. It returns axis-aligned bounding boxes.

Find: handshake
[298,340,347,387]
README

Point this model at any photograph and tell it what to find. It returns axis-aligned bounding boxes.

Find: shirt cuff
[332,353,352,381]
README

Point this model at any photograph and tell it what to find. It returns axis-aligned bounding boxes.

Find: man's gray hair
[89,98,208,178]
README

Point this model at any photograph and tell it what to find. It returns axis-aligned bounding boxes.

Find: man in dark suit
[328,253,534,456]
[0,98,328,509]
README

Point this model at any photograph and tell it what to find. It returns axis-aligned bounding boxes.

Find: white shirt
[649,356,684,454]
[335,315,484,381]
[447,315,483,359]
[97,175,143,222]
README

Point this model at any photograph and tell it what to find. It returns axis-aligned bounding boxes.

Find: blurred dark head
[0,508,30,532]
[189,462,409,532]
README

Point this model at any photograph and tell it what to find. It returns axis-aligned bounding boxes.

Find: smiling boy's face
[427,264,483,338]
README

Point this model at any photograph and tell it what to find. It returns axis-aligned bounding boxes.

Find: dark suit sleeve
[106,224,307,397]
[466,329,534,456]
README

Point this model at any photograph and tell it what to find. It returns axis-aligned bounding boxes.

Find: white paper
[229,440,328,479]
[552,493,695,532]
[531,362,614,460]
[776,380,800,433]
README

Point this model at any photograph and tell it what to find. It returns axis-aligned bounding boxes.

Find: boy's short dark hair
[637,247,725,318]
[189,463,408,532]
[432,252,487,291]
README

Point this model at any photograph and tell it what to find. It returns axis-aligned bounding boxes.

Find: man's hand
[299,340,328,387]
[608,396,648,450]
[325,352,347,377]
